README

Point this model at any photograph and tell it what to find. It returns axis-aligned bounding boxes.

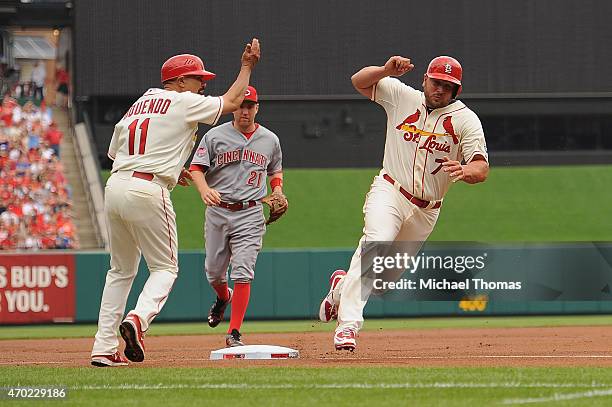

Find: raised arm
[221,38,261,114]
[351,56,414,99]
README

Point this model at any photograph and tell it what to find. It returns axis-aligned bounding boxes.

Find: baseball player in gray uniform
[90,39,260,367]
[190,85,284,347]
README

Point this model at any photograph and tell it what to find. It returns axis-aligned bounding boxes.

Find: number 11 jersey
[108,88,223,189]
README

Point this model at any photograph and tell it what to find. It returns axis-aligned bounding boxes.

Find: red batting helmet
[161,54,216,83]
[426,56,462,96]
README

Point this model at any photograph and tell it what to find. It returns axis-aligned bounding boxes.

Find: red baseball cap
[244,85,258,103]
[161,54,216,83]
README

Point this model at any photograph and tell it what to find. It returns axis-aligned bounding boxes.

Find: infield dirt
[2,325,612,368]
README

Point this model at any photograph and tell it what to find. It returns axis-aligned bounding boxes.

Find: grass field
[1,315,612,340]
[3,316,612,406]
[4,366,612,406]
[103,165,612,249]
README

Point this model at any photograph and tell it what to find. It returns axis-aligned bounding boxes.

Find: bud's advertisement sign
[0,254,75,323]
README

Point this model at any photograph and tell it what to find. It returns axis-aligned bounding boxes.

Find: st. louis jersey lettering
[373,77,487,201]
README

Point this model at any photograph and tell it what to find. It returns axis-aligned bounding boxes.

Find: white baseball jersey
[93,88,223,357]
[373,77,488,201]
[108,88,223,189]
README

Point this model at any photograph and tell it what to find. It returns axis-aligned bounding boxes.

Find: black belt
[218,201,257,211]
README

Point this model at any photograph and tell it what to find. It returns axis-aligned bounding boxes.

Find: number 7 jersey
[373,77,488,201]
[108,88,223,189]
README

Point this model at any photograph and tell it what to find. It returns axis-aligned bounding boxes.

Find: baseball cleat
[318,269,347,322]
[120,314,146,363]
[208,287,233,328]
[334,327,357,351]
[91,351,129,367]
[225,329,245,347]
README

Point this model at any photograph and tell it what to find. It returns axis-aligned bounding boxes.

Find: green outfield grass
[3,366,612,406]
[102,165,612,249]
[2,315,611,340]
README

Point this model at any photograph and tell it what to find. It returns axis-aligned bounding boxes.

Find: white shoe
[334,326,357,351]
[318,270,347,322]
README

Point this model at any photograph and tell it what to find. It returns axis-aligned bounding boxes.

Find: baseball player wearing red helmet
[91,39,261,367]
[318,55,489,351]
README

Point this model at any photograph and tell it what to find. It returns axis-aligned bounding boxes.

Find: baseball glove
[262,191,288,225]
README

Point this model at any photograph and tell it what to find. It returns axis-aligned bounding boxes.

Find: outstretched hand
[384,56,414,77]
[241,38,260,69]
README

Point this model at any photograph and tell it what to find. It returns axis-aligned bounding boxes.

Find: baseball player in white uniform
[318,55,489,351]
[91,39,261,367]
[189,85,284,347]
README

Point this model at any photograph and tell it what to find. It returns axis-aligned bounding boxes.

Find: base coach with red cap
[91,39,260,367]
[318,55,489,351]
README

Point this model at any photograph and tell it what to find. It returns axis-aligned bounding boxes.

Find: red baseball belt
[218,201,257,211]
[132,171,154,181]
[383,173,442,209]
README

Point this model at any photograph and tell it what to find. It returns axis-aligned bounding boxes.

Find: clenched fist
[383,56,414,77]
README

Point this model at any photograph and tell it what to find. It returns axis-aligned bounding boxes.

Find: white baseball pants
[92,172,178,356]
[336,173,440,332]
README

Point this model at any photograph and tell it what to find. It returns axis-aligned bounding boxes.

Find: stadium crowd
[0,93,78,250]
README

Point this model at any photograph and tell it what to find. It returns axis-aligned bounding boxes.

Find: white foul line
[3,354,612,365]
[68,383,612,391]
[0,361,66,365]
[502,388,612,404]
[321,355,612,361]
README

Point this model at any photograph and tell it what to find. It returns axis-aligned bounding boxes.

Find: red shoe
[120,314,146,362]
[91,351,129,367]
[318,270,347,322]
[334,326,357,351]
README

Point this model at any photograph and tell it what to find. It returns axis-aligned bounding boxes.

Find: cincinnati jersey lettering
[191,122,282,202]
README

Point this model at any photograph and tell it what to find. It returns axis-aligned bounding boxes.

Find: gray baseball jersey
[190,121,282,202]
[190,121,283,283]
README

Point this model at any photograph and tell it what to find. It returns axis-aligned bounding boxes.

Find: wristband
[270,178,282,189]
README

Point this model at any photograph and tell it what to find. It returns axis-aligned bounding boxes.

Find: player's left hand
[383,56,415,77]
[262,190,288,225]
[441,156,465,183]
[177,168,193,186]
